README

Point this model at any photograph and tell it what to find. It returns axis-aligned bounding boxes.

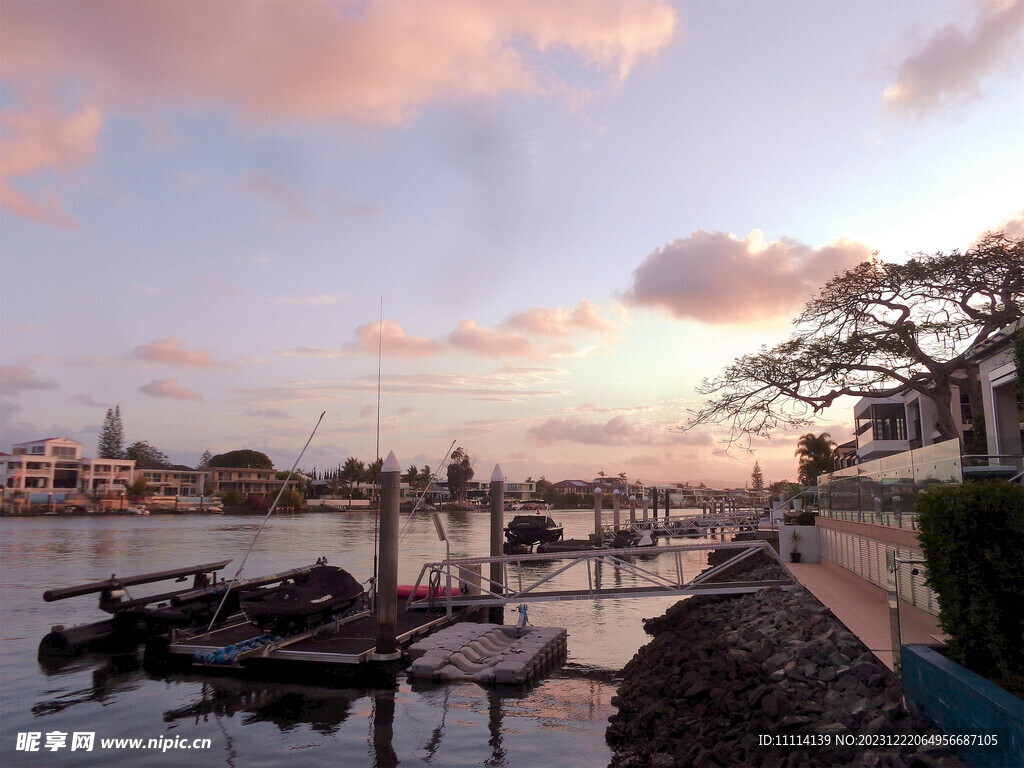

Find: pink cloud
[0,100,102,225]
[506,300,616,337]
[2,1,676,127]
[130,338,219,367]
[982,209,1024,241]
[621,229,872,324]
[527,415,713,447]
[0,365,58,395]
[351,319,442,358]
[137,378,202,401]
[449,320,540,358]
[883,1,1024,115]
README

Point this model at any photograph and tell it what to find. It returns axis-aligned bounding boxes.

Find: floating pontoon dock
[152,605,479,678]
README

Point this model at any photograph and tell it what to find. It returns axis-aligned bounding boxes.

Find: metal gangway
[609,510,762,541]
[405,539,797,615]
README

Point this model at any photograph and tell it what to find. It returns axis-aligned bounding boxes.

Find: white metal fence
[819,527,939,617]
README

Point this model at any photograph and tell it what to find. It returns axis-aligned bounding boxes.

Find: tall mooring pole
[593,487,603,547]
[489,465,505,624]
[373,451,401,661]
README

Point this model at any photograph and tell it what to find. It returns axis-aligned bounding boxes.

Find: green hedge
[916,482,1024,697]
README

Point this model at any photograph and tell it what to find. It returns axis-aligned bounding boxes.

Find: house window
[871,404,907,441]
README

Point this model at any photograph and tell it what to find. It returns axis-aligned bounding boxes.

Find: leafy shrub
[795,511,817,526]
[278,489,305,510]
[916,482,1024,696]
[220,491,244,507]
[245,494,270,512]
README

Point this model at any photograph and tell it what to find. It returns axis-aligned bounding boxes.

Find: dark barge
[39,559,235,656]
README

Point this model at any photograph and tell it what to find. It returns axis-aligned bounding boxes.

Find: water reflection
[371,688,398,768]
[486,687,506,768]
[32,652,143,716]
[162,678,354,735]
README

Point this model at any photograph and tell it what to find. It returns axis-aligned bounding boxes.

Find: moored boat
[239,563,364,633]
[504,514,564,547]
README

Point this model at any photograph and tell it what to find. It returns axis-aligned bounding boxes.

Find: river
[0,509,714,767]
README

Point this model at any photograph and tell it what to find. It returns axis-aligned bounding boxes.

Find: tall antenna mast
[376,297,382,468]
[372,298,383,588]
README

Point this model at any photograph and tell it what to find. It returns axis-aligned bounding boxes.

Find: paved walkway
[785,559,946,671]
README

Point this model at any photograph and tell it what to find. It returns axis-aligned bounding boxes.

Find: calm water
[0,510,711,767]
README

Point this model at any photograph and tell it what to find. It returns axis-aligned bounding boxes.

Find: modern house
[204,467,284,497]
[813,324,1022,652]
[968,319,1023,461]
[1,438,137,493]
[552,480,591,497]
[852,388,973,463]
[140,467,207,497]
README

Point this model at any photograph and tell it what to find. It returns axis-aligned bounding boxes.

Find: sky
[1,0,1022,487]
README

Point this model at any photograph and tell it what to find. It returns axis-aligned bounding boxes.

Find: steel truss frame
[406,539,797,615]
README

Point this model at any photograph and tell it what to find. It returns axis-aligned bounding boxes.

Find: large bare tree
[684,233,1023,449]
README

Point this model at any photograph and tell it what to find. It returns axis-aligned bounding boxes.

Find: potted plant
[789,530,802,563]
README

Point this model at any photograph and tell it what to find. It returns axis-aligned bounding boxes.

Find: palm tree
[340,457,365,488]
[795,432,836,486]
[326,477,342,498]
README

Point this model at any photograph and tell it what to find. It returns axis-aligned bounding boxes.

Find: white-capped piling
[593,487,603,546]
[612,489,621,532]
[642,494,649,520]
[374,451,401,659]
[489,465,504,624]
[629,495,636,524]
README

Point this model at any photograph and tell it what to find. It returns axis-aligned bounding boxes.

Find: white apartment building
[1,438,136,493]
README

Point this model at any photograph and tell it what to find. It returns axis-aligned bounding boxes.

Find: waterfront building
[552,480,591,497]
[463,478,536,501]
[967,318,1023,459]
[1,438,136,493]
[815,323,1022,634]
[204,467,284,497]
[853,388,973,463]
[140,467,206,497]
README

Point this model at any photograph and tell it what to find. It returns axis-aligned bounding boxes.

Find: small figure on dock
[516,603,531,632]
